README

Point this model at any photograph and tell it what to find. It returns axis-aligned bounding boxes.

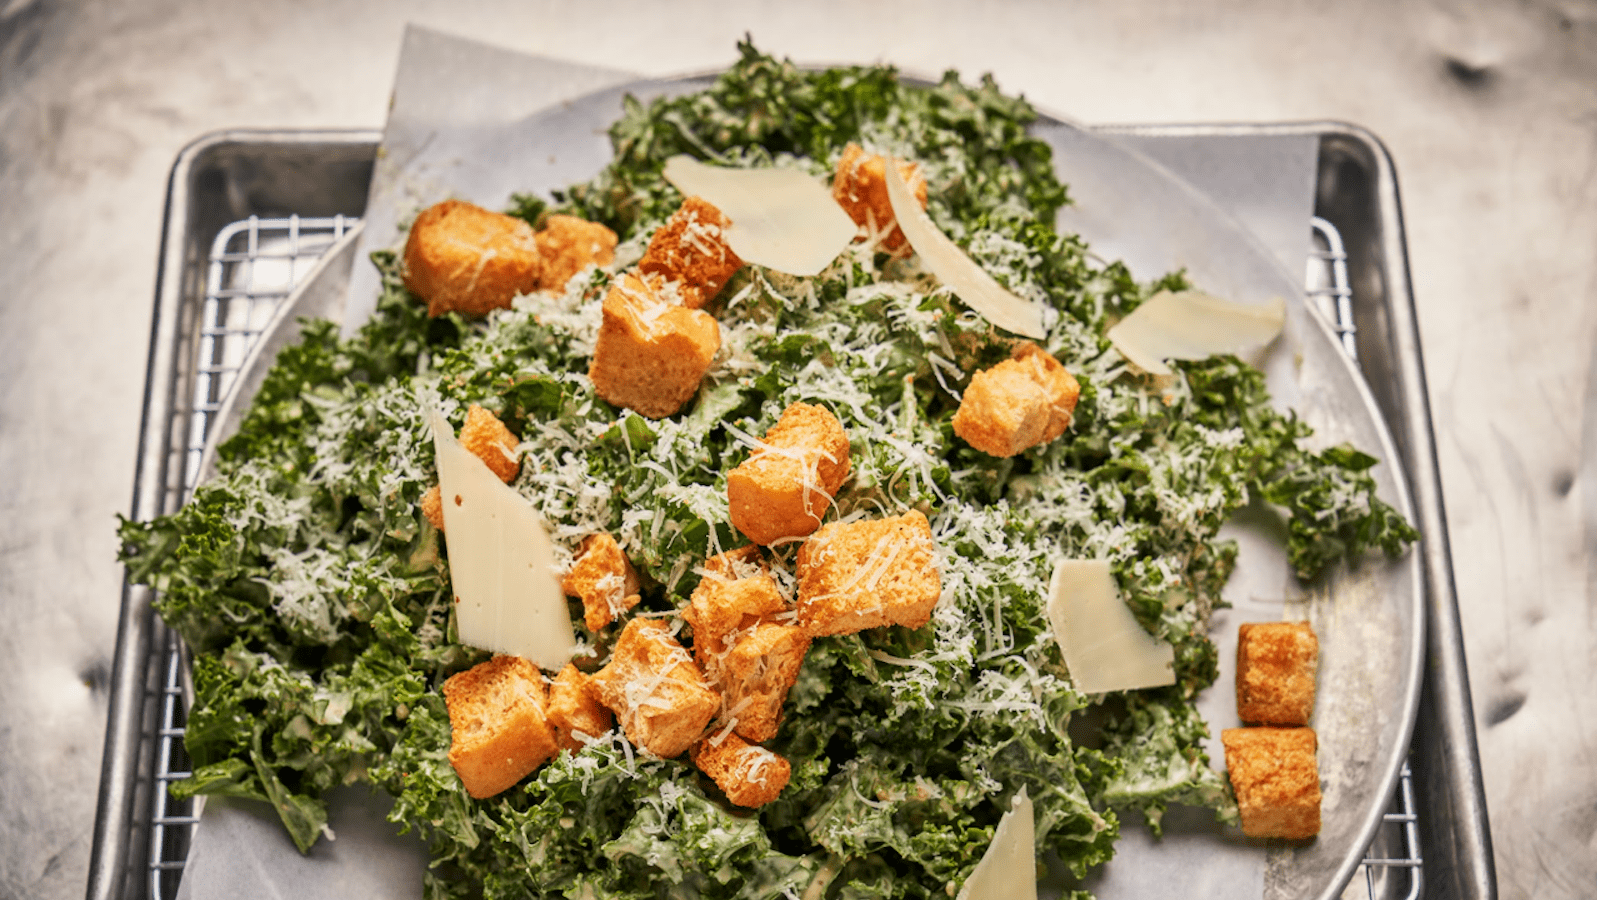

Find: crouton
[637,196,744,309]
[1237,622,1319,727]
[588,272,721,419]
[1011,342,1081,443]
[953,343,1081,457]
[402,199,544,318]
[562,533,642,631]
[795,510,942,636]
[420,484,445,531]
[535,214,618,292]
[546,663,613,751]
[460,404,522,483]
[590,619,720,758]
[727,403,851,546]
[831,143,927,254]
[1221,727,1322,840]
[683,573,789,676]
[442,655,559,799]
[692,732,791,808]
[721,622,811,743]
[698,545,768,582]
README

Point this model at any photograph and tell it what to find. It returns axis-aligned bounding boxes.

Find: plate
[191,71,1423,900]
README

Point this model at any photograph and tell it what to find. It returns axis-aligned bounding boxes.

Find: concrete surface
[3,1,1595,898]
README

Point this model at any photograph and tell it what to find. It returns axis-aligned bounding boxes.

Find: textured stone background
[3,1,1594,897]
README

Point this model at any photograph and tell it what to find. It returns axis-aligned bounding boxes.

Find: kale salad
[118,43,1416,900]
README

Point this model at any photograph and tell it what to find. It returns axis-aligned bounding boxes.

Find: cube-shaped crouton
[1221,727,1322,840]
[1236,621,1319,726]
[722,623,811,743]
[698,545,767,582]
[420,484,445,531]
[831,143,927,254]
[795,510,942,636]
[442,655,559,799]
[590,619,720,758]
[953,343,1081,458]
[727,403,851,546]
[546,663,613,751]
[535,214,618,292]
[692,732,791,808]
[952,360,1050,457]
[402,199,544,318]
[683,574,789,677]
[1011,342,1081,443]
[562,533,642,631]
[460,404,522,483]
[637,196,744,309]
[588,272,721,419]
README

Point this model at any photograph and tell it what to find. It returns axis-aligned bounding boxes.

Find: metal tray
[88,124,1493,900]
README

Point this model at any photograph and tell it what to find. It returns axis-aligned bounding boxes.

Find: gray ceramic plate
[195,73,1423,900]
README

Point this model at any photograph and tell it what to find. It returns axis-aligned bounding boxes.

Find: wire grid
[1308,215,1424,900]
[148,214,359,900]
[146,214,1422,899]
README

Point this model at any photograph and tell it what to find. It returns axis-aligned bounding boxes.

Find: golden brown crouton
[952,344,1081,457]
[1237,622,1319,726]
[831,143,927,254]
[420,484,446,532]
[546,663,614,751]
[460,404,522,483]
[795,510,942,636]
[1011,342,1081,443]
[683,574,789,677]
[590,619,720,758]
[637,196,744,309]
[402,199,544,318]
[691,732,791,808]
[442,655,559,799]
[721,623,811,743]
[952,360,1049,457]
[535,214,618,292]
[588,272,721,419]
[561,533,642,631]
[699,545,768,582]
[726,403,851,546]
[1221,727,1322,840]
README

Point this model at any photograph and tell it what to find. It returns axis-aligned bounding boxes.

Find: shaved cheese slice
[884,161,1047,339]
[427,407,575,671]
[661,155,857,277]
[955,788,1037,900]
[1047,559,1176,694]
[1106,289,1286,376]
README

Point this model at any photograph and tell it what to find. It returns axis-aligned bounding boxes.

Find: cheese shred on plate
[661,154,857,277]
[427,407,575,671]
[1107,289,1287,376]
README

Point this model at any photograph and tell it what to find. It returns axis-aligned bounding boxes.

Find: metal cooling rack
[143,213,1421,899]
[147,214,360,900]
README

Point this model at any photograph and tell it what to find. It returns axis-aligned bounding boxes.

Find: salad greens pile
[118,42,1416,900]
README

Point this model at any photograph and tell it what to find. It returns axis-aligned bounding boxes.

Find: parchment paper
[182,23,1331,900]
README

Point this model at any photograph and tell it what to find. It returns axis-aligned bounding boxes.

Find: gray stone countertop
[3,1,1594,898]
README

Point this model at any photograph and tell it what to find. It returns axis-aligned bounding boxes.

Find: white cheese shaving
[426,407,575,671]
[1047,559,1176,694]
[1106,289,1286,376]
[955,788,1036,900]
[883,162,1048,339]
[661,155,857,276]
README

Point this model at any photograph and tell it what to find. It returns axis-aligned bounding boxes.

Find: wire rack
[142,213,1423,899]
[147,214,360,900]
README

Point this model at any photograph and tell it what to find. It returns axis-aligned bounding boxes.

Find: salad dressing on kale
[119,43,1415,900]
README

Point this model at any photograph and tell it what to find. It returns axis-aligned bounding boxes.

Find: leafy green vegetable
[117,42,1416,900]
